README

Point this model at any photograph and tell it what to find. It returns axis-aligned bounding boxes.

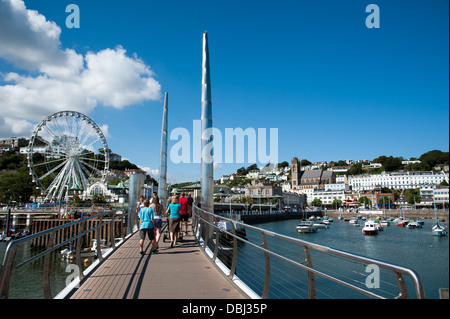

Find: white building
[20,146,48,155]
[434,187,449,207]
[220,175,230,183]
[246,169,261,179]
[309,189,345,207]
[325,183,349,191]
[349,171,449,191]
[336,175,347,184]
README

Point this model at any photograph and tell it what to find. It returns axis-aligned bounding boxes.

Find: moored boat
[379,220,390,227]
[407,221,422,229]
[313,221,329,229]
[431,190,447,237]
[362,220,379,235]
[432,224,448,237]
[396,218,409,227]
[349,218,360,227]
[296,221,317,233]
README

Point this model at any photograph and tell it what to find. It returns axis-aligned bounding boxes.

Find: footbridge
[0,204,425,299]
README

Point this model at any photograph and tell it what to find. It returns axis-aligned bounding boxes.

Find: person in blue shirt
[139,199,157,255]
[165,196,181,248]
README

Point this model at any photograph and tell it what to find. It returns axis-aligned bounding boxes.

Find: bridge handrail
[0,205,137,299]
[192,204,426,299]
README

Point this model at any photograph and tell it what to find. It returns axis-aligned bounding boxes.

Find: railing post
[395,272,409,299]
[96,215,104,262]
[228,222,238,279]
[43,232,56,299]
[110,211,116,250]
[75,221,85,282]
[302,246,316,299]
[0,244,18,299]
[261,232,271,299]
[212,218,220,262]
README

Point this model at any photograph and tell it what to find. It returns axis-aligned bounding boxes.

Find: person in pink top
[178,193,189,235]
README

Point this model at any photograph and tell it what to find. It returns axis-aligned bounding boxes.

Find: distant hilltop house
[109,153,122,162]
[124,168,147,177]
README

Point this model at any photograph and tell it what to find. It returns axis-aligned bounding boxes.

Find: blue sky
[0,0,448,184]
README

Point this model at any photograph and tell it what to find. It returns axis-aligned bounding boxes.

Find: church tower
[291,157,300,188]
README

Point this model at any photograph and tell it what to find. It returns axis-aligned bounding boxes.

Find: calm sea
[243,218,449,299]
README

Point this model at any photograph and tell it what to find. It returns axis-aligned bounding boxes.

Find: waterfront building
[282,191,307,208]
[434,186,449,208]
[309,189,345,207]
[360,190,396,207]
[245,179,282,198]
[349,171,449,191]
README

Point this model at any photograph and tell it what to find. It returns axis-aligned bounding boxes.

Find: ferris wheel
[27,111,110,203]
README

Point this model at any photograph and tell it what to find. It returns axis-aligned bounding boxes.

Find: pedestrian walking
[166,196,181,248]
[139,199,157,255]
[187,192,193,216]
[150,192,163,250]
[179,192,190,235]
[136,195,145,218]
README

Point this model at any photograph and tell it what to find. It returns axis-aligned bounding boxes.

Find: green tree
[373,155,388,164]
[358,196,371,207]
[383,157,403,172]
[331,199,342,208]
[346,163,364,175]
[420,150,449,168]
[277,161,289,169]
[311,198,322,207]
[404,188,421,205]
[300,159,312,166]
[378,196,393,205]
[0,170,34,204]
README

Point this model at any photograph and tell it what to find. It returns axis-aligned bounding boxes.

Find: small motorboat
[362,220,379,235]
[407,221,422,229]
[349,218,360,227]
[296,221,317,233]
[379,220,390,227]
[313,220,329,229]
[396,219,409,227]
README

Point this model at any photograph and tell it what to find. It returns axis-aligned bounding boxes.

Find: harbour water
[242,218,449,299]
[0,241,93,299]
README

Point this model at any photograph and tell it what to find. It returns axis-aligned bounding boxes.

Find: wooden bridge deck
[69,221,246,299]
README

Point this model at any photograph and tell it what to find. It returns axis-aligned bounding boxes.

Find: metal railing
[0,206,137,299]
[192,205,426,299]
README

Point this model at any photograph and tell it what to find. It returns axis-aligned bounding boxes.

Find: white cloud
[138,165,159,179]
[0,0,161,138]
